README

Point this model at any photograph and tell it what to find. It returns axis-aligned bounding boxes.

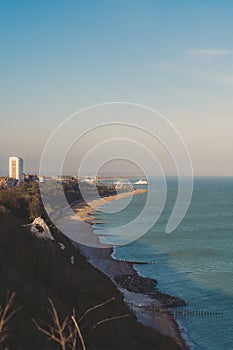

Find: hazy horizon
[1,1,233,176]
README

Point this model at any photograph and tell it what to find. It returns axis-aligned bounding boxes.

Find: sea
[94,177,233,350]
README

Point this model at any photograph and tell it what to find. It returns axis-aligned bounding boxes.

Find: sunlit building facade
[9,156,24,182]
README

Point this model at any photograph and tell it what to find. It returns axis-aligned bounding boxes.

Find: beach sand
[73,189,148,223]
[70,189,190,349]
[75,244,189,350]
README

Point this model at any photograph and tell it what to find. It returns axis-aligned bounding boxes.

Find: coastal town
[0,155,148,194]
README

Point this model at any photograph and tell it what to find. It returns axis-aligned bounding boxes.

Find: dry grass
[33,297,130,350]
[0,292,21,350]
[33,299,77,350]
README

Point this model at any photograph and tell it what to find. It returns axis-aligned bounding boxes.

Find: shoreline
[73,188,148,223]
[71,190,190,349]
[75,243,190,350]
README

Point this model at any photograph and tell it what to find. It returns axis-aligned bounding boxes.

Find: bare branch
[93,314,130,331]
[71,315,87,350]
[33,300,77,350]
[32,319,61,344]
[35,297,129,350]
[78,297,115,324]
[0,292,20,348]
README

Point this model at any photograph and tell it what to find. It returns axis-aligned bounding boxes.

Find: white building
[9,156,24,182]
[83,176,98,185]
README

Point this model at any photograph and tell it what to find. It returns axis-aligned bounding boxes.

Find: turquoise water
[95,177,233,350]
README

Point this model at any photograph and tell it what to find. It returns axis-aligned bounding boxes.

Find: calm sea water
[94,177,233,350]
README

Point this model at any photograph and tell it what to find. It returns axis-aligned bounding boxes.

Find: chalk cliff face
[30,217,54,240]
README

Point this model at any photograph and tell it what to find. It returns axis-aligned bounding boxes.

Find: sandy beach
[73,188,148,223]
[70,189,190,349]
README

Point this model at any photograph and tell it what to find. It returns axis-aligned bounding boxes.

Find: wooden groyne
[114,258,156,265]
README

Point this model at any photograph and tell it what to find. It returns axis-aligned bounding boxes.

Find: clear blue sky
[1,0,233,175]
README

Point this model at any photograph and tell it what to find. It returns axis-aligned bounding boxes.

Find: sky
[1,0,233,176]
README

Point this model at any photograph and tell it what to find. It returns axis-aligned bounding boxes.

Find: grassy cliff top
[0,183,181,350]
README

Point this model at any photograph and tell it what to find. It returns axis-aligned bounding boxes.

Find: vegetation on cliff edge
[0,183,181,350]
